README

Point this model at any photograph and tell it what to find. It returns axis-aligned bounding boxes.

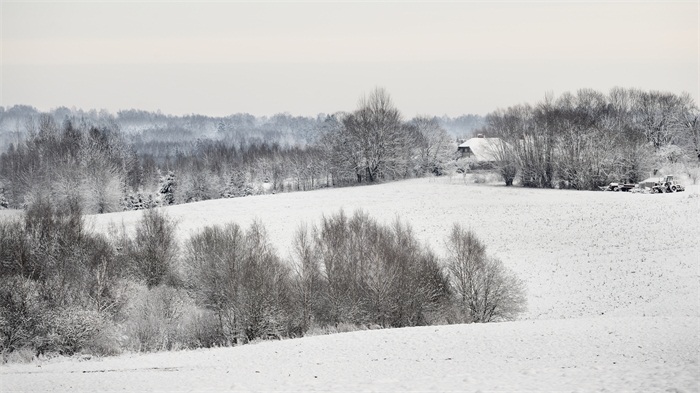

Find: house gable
[457,137,503,161]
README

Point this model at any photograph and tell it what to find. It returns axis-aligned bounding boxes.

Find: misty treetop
[0,88,465,213]
[1,86,698,212]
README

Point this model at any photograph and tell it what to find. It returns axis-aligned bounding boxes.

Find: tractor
[648,175,685,193]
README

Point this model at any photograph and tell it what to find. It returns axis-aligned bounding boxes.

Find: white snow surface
[3,177,699,392]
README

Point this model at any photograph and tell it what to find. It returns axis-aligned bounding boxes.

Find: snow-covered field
[3,177,699,392]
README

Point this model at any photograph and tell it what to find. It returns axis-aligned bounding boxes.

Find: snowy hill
[3,177,699,391]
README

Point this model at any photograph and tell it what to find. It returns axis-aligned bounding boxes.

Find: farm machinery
[600,175,685,193]
[645,175,685,193]
[599,182,636,192]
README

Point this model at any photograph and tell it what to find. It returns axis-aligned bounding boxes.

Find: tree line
[0,88,458,213]
[1,87,697,211]
[0,202,525,356]
[482,88,699,189]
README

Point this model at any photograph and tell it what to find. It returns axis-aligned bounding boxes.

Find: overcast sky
[1,1,697,117]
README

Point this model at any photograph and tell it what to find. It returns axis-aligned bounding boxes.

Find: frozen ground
[2,176,699,392]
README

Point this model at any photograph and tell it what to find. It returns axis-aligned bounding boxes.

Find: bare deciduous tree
[410,116,454,176]
[484,108,525,186]
[342,88,406,182]
[184,221,291,343]
[445,224,526,322]
[130,209,179,288]
[290,225,322,335]
[308,210,450,328]
[184,223,246,343]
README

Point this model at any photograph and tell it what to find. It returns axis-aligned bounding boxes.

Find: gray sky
[1,1,697,117]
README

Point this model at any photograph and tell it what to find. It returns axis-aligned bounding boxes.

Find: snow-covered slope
[3,177,699,391]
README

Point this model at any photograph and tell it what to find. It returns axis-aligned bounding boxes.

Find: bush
[38,307,116,356]
[183,221,292,344]
[445,224,526,322]
[307,211,451,329]
[0,219,29,278]
[304,322,367,337]
[0,276,43,352]
[0,198,126,357]
[1,347,36,364]
[0,276,120,357]
[122,284,205,352]
[185,308,222,348]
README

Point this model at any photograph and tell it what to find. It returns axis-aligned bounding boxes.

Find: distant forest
[0,104,483,151]
[0,89,482,212]
[0,86,698,214]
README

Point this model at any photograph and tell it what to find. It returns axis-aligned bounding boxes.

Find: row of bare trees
[485,88,699,189]
[2,87,696,209]
[1,202,525,356]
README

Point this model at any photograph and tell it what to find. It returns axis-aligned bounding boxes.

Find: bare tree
[632,90,687,149]
[240,221,291,341]
[309,210,449,328]
[342,88,406,182]
[484,108,525,186]
[81,140,124,213]
[672,93,700,161]
[130,209,179,288]
[184,223,246,343]
[410,116,454,176]
[290,225,322,335]
[445,224,525,322]
[184,221,291,342]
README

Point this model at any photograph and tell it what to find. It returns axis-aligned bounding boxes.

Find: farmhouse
[457,135,503,162]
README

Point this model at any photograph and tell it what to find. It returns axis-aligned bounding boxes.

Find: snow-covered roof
[458,137,503,161]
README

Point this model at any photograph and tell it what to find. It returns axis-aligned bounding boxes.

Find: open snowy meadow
[2,176,699,392]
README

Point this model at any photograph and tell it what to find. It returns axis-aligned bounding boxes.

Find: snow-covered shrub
[0,276,43,353]
[0,347,35,364]
[83,168,123,214]
[122,284,204,352]
[38,307,114,356]
[0,277,119,357]
[221,170,253,198]
[304,322,367,337]
[177,171,218,204]
[0,183,9,209]
[123,191,161,211]
[473,174,487,183]
[0,198,125,357]
[158,171,175,205]
[184,308,222,348]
